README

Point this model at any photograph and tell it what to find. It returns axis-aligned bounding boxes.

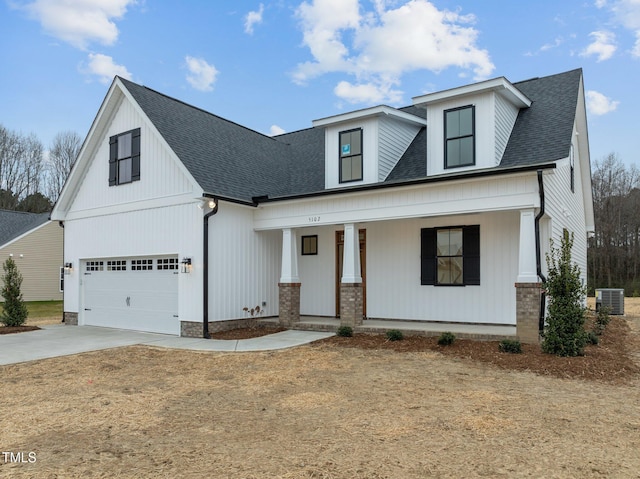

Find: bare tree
[0,125,44,206]
[45,131,82,203]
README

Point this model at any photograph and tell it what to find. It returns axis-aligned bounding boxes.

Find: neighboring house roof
[118,69,582,203]
[0,210,50,247]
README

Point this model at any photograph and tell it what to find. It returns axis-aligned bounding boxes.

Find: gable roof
[117,69,582,203]
[0,210,50,247]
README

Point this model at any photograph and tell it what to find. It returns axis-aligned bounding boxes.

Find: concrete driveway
[0,325,334,365]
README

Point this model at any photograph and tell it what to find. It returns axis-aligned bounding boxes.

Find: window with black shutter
[109,128,140,186]
[421,225,480,286]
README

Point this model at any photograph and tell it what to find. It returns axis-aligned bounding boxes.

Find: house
[51,68,594,343]
[0,210,63,301]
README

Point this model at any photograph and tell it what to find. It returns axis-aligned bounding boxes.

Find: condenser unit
[595,288,624,315]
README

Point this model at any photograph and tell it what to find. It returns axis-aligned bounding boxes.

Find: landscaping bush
[594,306,611,335]
[498,339,522,354]
[336,326,353,337]
[437,332,456,346]
[385,329,403,341]
[1,257,28,327]
[586,331,599,345]
[541,230,588,357]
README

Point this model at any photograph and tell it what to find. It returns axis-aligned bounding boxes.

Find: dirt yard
[1,300,640,478]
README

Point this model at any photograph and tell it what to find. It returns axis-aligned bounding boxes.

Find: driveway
[0,324,334,365]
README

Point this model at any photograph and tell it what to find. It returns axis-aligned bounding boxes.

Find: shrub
[498,339,522,354]
[336,326,353,337]
[385,329,403,341]
[594,306,611,335]
[437,332,456,346]
[1,257,29,327]
[586,331,599,345]
[541,230,588,357]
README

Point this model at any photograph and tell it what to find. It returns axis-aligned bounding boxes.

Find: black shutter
[109,135,118,186]
[421,228,436,285]
[463,225,480,285]
[131,128,141,181]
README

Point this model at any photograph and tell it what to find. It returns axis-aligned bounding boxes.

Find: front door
[335,229,366,317]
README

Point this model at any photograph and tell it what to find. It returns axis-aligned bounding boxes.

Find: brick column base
[278,283,301,327]
[515,282,542,344]
[340,283,363,327]
[63,312,78,325]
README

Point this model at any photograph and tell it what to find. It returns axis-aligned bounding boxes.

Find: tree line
[588,153,640,296]
[0,124,81,213]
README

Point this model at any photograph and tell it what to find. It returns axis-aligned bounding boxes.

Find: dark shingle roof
[500,69,582,167]
[0,210,49,246]
[119,69,581,201]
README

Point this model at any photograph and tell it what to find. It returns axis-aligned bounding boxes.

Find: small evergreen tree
[541,230,588,356]
[1,257,29,327]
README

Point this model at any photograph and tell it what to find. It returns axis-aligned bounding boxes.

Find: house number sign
[308,216,321,223]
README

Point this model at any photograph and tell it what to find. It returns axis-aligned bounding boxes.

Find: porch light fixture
[64,262,73,274]
[197,198,217,210]
[181,257,192,273]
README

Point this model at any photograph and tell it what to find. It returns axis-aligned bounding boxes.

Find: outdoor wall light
[181,257,192,273]
[64,262,73,274]
[197,198,217,210]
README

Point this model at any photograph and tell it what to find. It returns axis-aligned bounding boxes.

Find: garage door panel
[82,257,179,335]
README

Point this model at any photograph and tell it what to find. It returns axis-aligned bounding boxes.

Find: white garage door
[82,257,179,335]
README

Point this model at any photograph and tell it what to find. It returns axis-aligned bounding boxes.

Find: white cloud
[634,31,640,57]
[581,31,617,61]
[602,0,640,56]
[18,0,135,50]
[83,53,132,83]
[293,0,494,104]
[269,125,286,136]
[185,56,219,92]
[586,90,620,115]
[244,4,265,35]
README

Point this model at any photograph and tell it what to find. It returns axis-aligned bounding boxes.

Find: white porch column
[341,223,362,283]
[280,228,299,283]
[517,209,539,283]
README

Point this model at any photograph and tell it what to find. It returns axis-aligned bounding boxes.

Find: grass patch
[25,301,63,318]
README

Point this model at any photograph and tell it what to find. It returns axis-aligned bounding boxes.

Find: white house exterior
[51,69,594,343]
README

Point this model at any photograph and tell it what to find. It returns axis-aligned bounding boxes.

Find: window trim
[339,128,363,183]
[109,128,141,186]
[421,225,480,286]
[444,105,475,169]
[301,235,318,255]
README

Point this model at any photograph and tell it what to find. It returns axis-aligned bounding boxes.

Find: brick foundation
[278,283,301,327]
[63,311,78,325]
[340,283,363,327]
[515,282,543,344]
[180,317,279,338]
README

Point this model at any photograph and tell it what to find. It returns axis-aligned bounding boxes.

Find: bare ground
[1,300,640,478]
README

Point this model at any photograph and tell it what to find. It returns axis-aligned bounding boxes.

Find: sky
[0,0,638,169]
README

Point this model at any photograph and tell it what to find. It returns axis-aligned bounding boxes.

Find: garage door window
[107,260,127,271]
[157,258,178,270]
[86,261,104,272]
[132,259,153,271]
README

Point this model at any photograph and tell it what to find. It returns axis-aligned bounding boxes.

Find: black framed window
[339,128,363,183]
[444,106,475,168]
[421,225,480,286]
[109,128,140,186]
[301,235,318,255]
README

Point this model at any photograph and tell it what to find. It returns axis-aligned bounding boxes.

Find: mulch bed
[314,315,640,384]
[0,325,40,335]
[210,326,286,340]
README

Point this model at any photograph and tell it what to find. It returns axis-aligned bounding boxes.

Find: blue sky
[1,0,638,168]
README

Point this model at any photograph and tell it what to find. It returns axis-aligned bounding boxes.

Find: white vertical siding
[69,98,198,214]
[298,226,338,316]
[207,203,281,321]
[426,91,496,176]
[494,93,520,165]
[378,117,422,181]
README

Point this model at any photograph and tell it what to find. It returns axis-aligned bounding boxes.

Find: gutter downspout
[203,200,219,339]
[534,170,547,332]
[59,221,65,323]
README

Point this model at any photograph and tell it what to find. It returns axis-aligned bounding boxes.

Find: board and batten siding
[63,202,203,324]
[0,221,63,301]
[494,93,520,165]
[378,116,423,181]
[68,96,199,216]
[207,202,281,321]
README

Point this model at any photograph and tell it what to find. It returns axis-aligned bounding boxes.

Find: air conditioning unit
[595,289,624,315]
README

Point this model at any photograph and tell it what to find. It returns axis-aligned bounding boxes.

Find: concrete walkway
[0,325,335,366]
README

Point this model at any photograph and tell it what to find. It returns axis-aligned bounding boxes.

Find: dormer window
[109,128,141,186]
[339,128,363,183]
[444,106,475,168]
